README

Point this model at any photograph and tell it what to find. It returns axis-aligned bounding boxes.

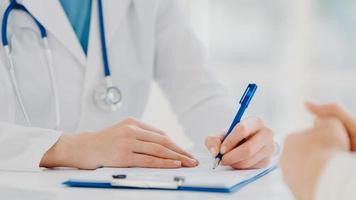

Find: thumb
[306,101,351,119]
[205,135,223,157]
[306,101,356,134]
[305,101,332,117]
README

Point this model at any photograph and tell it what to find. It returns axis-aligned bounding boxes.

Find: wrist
[40,132,93,168]
[306,149,339,200]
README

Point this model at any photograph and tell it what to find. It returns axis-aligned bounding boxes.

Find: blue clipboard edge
[62,165,278,193]
[179,165,278,193]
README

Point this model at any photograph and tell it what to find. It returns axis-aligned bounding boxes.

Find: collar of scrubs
[18,0,132,66]
[59,0,92,55]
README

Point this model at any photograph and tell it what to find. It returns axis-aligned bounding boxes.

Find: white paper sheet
[68,152,276,189]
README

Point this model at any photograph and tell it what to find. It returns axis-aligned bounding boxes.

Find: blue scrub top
[60,0,92,55]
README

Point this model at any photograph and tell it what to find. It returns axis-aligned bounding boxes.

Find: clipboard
[63,165,277,193]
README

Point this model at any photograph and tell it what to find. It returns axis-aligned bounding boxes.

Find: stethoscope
[1,0,122,129]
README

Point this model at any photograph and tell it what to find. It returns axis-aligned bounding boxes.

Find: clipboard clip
[111,174,185,190]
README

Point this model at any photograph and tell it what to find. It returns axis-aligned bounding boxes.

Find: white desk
[0,168,293,200]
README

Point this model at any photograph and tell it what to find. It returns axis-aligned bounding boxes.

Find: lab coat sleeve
[0,4,63,171]
[315,152,356,200]
[154,0,235,146]
[0,122,62,171]
[0,50,62,171]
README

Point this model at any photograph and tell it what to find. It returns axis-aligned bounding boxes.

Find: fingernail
[174,160,182,166]
[189,158,198,166]
[195,159,199,166]
[209,148,217,156]
[220,146,227,154]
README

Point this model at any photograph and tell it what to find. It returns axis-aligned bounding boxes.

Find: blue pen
[212,83,258,169]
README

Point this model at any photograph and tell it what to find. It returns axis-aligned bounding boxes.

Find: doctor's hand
[40,118,198,170]
[205,117,275,169]
[280,116,350,200]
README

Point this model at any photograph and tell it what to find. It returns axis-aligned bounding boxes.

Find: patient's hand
[306,102,356,151]
[205,116,275,169]
[280,115,350,200]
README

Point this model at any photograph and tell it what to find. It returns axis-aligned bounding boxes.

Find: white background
[143,0,356,148]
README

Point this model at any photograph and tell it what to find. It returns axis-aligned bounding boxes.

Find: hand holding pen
[205,84,276,170]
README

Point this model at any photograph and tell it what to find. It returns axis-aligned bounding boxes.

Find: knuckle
[238,126,250,139]
[258,159,270,167]
[124,117,138,125]
[142,157,151,165]
[225,138,235,148]
[163,160,175,167]
[221,156,231,165]
[163,159,178,168]
[153,146,165,155]
[265,128,274,139]
[158,130,167,136]
[238,124,247,134]
[204,137,212,146]
[120,126,140,139]
[214,137,222,143]
[266,127,274,135]
[242,145,254,156]
[205,136,210,142]
[122,124,131,131]
[328,103,342,113]
[239,160,252,168]
[161,137,171,146]
[240,132,249,140]
[122,125,136,135]
[206,135,221,145]
[254,116,264,126]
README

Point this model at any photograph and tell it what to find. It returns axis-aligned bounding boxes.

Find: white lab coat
[0,0,235,171]
[316,152,356,200]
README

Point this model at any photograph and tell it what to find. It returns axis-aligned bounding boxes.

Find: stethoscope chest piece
[93,81,122,112]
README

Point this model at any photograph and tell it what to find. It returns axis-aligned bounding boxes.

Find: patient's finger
[306,102,355,131]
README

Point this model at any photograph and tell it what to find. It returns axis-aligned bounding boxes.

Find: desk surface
[0,168,293,200]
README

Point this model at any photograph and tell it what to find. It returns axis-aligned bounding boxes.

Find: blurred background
[143,0,356,148]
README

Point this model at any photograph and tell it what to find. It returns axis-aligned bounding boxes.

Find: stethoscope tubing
[1,0,61,128]
[97,0,111,78]
[2,1,47,46]
[1,0,120,129]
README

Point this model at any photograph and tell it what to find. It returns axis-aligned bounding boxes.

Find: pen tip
[212,158,220,170]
